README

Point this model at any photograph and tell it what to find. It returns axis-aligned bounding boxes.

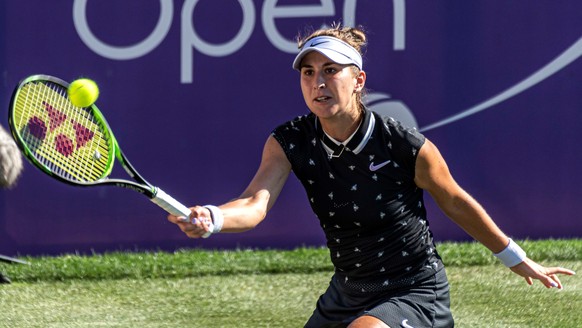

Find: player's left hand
[510,258,575,289]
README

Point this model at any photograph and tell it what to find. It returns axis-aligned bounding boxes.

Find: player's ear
[354,70,366,92]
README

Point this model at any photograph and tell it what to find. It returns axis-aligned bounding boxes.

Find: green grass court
[0,239,580,327]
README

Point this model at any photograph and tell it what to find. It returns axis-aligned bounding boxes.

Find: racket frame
[8,74,214,236]
[9,75,157,195]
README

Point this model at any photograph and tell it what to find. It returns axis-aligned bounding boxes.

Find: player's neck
[320,108,363,142]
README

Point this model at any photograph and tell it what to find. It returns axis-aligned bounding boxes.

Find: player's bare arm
[414,139,575,288]
[168,135,291,237]
[217,135,291,232]
[413,139,508,252]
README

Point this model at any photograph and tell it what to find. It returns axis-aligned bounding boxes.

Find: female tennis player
[167,24,575,327]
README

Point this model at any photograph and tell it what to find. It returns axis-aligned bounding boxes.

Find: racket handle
[151,188,213,238]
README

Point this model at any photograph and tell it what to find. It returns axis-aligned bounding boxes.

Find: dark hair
[297,23,367,54]
[297,23,368,112]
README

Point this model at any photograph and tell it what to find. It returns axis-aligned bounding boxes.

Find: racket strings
[12,81,113,182]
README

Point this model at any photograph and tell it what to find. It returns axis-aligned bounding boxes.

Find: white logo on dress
[369,160,391,171]
[401,319,414,328]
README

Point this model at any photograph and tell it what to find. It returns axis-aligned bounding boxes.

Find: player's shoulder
[375,112,424,143]
[375,112,415,133]
[272,113,316,136]
[271,113,317,158]
[370,111,426,153]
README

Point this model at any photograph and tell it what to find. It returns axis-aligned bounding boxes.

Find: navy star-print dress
[272,109,443,292]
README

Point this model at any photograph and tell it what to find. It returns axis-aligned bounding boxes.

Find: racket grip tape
[151,188,213,238]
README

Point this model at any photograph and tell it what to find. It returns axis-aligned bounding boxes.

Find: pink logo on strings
[26,102,95,157]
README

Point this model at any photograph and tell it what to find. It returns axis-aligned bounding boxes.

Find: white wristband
[203,205,224,234]
[494,239,527,267]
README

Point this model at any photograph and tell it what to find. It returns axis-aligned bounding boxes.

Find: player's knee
[347,315,390,328]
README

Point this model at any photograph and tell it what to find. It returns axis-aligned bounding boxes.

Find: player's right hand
[167,206,213,238]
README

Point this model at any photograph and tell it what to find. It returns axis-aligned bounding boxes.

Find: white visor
[292,36,363,71]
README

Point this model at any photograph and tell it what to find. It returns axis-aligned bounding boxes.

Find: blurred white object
[0,124,23,188]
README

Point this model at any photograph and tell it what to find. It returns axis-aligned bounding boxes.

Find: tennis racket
[8,74,213,237]
[0,254,28,265]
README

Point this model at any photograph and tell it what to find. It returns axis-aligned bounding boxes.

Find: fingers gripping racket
[8,74,213,237]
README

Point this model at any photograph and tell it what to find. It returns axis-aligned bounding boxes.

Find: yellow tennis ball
[68,78,99,108]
